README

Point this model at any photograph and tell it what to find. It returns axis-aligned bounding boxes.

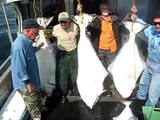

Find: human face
[60,21,71,30]
[153,17,160,32]
[100,4,109,16]
[28,28,39,40]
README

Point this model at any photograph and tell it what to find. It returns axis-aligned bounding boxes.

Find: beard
[102,12,109,16]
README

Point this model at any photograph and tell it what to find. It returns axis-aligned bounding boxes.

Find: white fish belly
[108,32,146,98]
[77,28,108,108]
[36,31,56,96]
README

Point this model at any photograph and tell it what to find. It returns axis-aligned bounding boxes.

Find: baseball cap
[22,19,43,29]
[58,12,70,22]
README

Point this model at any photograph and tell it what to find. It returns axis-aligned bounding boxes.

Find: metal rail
[2,2,13,44]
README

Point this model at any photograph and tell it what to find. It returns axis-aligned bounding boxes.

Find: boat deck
[41,95,126,120]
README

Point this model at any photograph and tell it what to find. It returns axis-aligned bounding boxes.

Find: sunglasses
[59,21,68,23]
[153,22,160,26]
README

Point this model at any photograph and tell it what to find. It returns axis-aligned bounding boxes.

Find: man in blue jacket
[11,19,43,120]
[136,11,160,107]
[129,10,160,119]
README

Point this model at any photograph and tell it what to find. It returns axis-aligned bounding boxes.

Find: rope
[132,0,137,96]
[133,0,136,6]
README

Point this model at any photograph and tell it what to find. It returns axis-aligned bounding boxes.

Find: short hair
[100,0,110,5]
[153,10,160,19]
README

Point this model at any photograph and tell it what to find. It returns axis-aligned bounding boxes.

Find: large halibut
[74,14,108,108]
[36,17,56,96]
[108,21,147,98]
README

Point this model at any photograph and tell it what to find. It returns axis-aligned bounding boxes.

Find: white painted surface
[0,91,26,120]
[36,17,56,96]
[6,0,21,3]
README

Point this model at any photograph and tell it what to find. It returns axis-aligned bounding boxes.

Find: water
[0,0,17,66]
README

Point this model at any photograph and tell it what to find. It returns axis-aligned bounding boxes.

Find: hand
[131,13,137,21]
[27,83,36,93]
[77,4,83,12]
[130,6,137,14]
[44,29,53,38]
[130,6,138,21]
[37,42,44,48]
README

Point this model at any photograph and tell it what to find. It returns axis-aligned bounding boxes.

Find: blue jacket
[11,33,40,90]
[144,26,160,73]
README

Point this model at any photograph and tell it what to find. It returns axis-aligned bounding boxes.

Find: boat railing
[2,2,13,44]
[0,56,11,77]
[0,56,12,109]
[0,55,28,120]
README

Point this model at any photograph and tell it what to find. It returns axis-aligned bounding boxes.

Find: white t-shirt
[53,22,79,52]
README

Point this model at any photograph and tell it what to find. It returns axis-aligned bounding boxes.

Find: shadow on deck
[43,96,125,120]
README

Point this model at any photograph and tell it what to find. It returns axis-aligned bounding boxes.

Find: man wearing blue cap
[11,19,43,120]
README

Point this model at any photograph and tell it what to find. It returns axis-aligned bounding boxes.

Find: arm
[12,48,35,92]
[124,6,147,24]
[86,16,101,42]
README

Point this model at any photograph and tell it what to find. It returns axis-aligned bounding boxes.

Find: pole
[2,2,13,44]
[133,0,136,6]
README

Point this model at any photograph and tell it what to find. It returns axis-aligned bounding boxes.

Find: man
[52,12,79,103]
[129,10,160,119]
[77,0,123,69]
[136,10,160,107]
[11,19,43,120]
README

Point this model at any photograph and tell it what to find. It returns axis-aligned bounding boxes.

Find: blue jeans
[136,69,160,106]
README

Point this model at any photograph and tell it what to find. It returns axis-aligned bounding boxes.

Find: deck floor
[42,96,126,120]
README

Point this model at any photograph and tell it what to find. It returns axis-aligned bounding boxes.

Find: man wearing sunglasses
[137,11,160,106]
[129,10,160,119]
[52,12,79,104]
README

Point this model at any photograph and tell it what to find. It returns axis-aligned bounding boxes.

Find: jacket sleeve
[12,48,29,81]
[86,16,101,42]
[113,18,128,50]
[87,16,101,31]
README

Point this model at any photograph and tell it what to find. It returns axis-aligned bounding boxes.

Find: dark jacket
[86,13,128,53]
